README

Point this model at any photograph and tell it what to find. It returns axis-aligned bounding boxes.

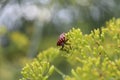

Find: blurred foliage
[0,26,7,35]
[20,18,120,80]
[10,31,29,50]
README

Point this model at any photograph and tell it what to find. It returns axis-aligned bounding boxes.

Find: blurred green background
[0,0,120,80]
